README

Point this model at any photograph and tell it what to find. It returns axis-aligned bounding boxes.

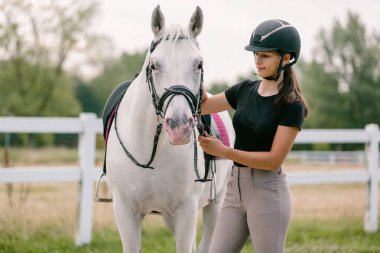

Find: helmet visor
[245,44,278,52]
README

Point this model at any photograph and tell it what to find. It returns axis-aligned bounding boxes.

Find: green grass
[1,218,379,253]
[285,218,380,253]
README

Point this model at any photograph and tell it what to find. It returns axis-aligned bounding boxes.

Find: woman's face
[254,51,285,78]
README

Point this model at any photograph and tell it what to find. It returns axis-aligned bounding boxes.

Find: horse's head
[147,6,204,145]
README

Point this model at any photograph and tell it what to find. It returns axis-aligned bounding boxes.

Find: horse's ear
[188,6,203,38]
[151,5,165,37]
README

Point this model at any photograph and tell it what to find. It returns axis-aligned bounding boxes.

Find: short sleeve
[225,80,248,109]
[278,101,304,130]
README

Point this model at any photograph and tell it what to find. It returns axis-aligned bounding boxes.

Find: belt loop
[237,166,241,201]
[250,168,254,191]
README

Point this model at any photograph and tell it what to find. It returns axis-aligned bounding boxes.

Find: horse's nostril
[166,117,181,129]
[165,116,195,129]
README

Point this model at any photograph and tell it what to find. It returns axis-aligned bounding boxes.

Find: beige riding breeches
[209,165,292,253]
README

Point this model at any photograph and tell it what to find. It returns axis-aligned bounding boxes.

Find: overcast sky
[94,0,380,86]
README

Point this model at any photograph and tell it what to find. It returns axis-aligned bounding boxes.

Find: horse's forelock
[163,25,198,50]
[165,25,186,40]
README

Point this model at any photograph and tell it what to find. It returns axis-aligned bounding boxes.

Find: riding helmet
[245,19,301,66]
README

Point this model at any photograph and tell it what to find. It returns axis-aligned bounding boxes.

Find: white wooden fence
[0,113,378,246]
[288,151,369,164]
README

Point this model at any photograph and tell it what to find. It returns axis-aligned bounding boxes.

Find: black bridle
[114,34,211,182]
[146,35,203,118]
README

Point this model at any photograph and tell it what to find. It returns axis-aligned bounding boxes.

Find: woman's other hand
[198,132,229,157]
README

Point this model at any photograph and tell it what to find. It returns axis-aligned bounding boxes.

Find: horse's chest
[129,172,202,214]
[107,124,204,210]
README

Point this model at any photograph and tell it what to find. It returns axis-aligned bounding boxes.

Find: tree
[301,12,380,128]
[90,50,147,115]
[208,82,229,95]
[74,77,101,114]
[298,59,345,129]
[0,0,105,117]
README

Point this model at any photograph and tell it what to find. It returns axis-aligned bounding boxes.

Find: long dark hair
[275,67,308,117]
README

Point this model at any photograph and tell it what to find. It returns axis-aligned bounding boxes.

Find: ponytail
[275,67,308,117]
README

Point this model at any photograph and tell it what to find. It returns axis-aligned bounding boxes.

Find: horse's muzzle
[164,115,194,145]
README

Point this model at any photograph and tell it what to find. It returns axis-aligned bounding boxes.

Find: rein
[114,34,211,182]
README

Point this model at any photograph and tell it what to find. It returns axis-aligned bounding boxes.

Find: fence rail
[288,151,369,164]
[0,113,379,245]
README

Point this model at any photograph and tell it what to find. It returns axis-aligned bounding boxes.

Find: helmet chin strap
[263,54,297,81]
[263,54,285,81]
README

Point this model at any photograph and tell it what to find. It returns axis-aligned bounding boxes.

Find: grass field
[1,147,379,252]
[1,218,380,253]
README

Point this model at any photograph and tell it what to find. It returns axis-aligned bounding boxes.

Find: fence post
[364,124,379,233]
[76,113,97,245]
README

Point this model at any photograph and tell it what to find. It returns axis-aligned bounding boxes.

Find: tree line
[0,1,379,149]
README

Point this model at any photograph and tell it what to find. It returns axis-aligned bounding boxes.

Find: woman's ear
[282,53,292,66]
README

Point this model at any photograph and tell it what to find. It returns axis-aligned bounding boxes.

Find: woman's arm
[198,125,299,170]
[201,92,231,115]
[200,84,231,115]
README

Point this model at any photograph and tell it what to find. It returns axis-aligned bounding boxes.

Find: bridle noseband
[114,34,209,182]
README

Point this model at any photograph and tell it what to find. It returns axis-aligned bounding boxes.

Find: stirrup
[207,160,217,203]
[94,172,113,202]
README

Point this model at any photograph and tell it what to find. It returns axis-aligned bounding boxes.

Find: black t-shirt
[225,79,304,167]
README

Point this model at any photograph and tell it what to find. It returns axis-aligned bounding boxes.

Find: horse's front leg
[173,200,199,253]
[197,196,224,253]
[198,161,230,253]
[113,195,143,253]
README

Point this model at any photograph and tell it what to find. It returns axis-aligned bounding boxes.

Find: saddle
[102,80,230,179]
[103,80,133,143]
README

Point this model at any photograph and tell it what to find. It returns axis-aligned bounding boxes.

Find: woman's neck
[258,78,282,97]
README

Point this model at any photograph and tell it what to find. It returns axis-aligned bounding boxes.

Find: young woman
[198,19,308,253]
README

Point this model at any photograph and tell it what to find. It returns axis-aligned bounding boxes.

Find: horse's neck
[121,53,154,119]
[116,70,164,149]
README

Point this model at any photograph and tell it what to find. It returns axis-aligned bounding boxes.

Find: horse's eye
[196,62,203,70]
[150,63,159,72]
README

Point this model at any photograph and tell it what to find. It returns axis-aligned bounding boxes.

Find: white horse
[105,6,234,253]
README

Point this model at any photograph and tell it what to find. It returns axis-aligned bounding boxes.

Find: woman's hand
[201,81,208,103]
[198,132,229,157]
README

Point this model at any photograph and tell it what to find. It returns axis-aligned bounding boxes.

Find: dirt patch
[291,183,367,219]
